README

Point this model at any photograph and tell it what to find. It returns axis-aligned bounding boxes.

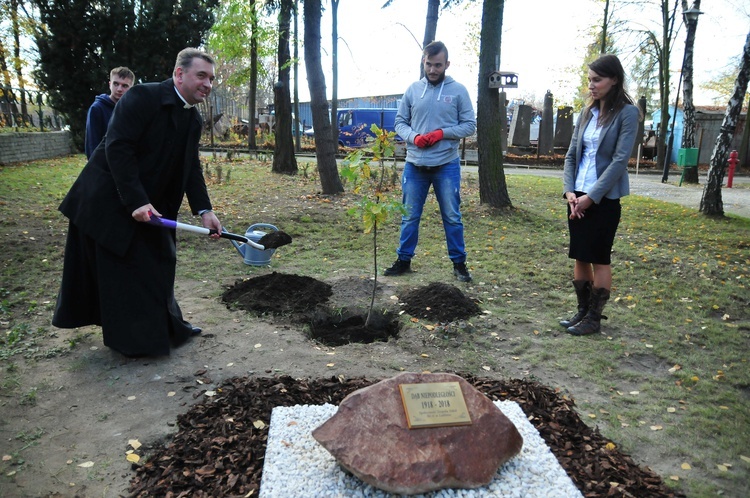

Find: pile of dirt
[221,272,332,315]
[128,375,683,498]
[401,282,482,322]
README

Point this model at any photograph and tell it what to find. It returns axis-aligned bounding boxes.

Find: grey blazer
[562,104,639,204]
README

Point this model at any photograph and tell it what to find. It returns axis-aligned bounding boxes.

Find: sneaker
[453,262,472,282]
[384,259,412,276]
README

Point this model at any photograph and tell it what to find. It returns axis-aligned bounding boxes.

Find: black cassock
[53,81,211,356]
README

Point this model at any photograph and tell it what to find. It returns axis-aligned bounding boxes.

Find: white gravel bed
[260,400,582,497]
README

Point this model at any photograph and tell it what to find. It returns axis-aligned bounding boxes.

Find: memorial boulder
[312,372,523,495]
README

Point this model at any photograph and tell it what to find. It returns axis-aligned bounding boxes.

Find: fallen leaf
[128,439,142,450]
[167,391,176,397]
[204,391,216,397]
[127,396,136,401]
[717,464,728,472]
[326,363,335,367]
[482,366,491,371]
[667,407,677,413]
[253,420,266,430]
[254,343,262,348]
[2,455,11,461]
[605,442,616,451]
[740,455,750,464]
[668,364,681,373]
[630,391,640,395]
[588,413,597,419]
[650,425,663,431]
[681,462,691,470]
[410,317,419,323]
[420,354,429,358]
[670,475,679,481]
[77,461,95,468]
[424,324,435,331]
[126,453,140,463]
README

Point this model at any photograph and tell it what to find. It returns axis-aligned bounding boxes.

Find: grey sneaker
[384,259,412,276]
[453,262,472,282]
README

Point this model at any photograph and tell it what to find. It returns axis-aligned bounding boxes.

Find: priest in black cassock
[53,48,222,357]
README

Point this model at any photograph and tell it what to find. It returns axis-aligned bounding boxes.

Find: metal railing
[0,86,65,131]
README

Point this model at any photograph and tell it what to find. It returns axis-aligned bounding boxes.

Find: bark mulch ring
[128,375,684,498]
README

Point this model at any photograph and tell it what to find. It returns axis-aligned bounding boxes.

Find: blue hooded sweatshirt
[395,75,476,167]
[85,94,116,159]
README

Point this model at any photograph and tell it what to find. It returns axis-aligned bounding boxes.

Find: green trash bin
[678,148,698,167]
[678,148,699,186]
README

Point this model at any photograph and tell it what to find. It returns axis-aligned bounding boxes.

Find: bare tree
[679,0,701,184]
[272,0,298,175]
[330,0,340,146]
[476,0,511,208]
[304,0,343,194]
[700,30,750,216]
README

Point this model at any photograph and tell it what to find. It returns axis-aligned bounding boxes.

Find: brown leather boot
[559,280,592,328]
[567,287,610,336]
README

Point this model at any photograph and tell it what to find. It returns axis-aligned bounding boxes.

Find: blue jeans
[396,158,467,263]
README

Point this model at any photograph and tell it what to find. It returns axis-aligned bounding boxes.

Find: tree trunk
[11,0,28,125]
[700,30,750,216]
[248,0,258,151]
[304,0,343,194]
[272,0,298,175]
[293,0,301,152]
[477,0,512,208]
[420,0,440,78]
[658,0,679,182]
[680,0,700,184]
[330,0,339,147]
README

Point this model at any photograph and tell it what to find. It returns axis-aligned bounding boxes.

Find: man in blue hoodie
[385,41,476,282]
[84,67,135,158]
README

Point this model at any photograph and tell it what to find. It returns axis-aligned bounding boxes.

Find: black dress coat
[52,79,212,356]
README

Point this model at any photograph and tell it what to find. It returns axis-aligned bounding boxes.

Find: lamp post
[661,6,703,183]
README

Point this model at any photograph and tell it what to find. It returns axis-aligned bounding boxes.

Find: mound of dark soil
[129,375,683,498]
[401,282,482,322]
[222,272,332,315]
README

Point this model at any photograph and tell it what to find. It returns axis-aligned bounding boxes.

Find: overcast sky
[293,0,749,108]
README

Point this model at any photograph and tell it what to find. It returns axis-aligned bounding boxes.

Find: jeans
[396,158,466,263]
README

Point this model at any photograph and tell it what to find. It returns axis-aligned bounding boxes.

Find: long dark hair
[587,54,636,125]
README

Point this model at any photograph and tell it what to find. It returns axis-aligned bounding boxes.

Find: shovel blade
[257,231,292,249]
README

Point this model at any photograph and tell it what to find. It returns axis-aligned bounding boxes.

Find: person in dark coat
[53,48,221,357]
[84,66,135,159]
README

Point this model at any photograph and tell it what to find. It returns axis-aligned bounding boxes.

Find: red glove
[414,134,429,148]
[414,129,444,148]
[424,129,444,146]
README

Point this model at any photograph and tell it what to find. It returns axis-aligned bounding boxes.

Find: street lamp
[661,6,703,183]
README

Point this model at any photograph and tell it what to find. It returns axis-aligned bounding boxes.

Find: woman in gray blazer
[561,54,640,336]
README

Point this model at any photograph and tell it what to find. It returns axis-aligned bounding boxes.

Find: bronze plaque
[399,381,472,429]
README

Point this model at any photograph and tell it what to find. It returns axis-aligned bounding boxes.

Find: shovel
[146,214,292,250]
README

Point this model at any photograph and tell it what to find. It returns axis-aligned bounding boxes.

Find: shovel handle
[147,213,266,250]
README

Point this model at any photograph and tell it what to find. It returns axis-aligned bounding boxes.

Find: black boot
[559,280,592,328]
[567,287,610,336]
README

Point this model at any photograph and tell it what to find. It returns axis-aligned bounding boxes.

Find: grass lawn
[0,153,748,497]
